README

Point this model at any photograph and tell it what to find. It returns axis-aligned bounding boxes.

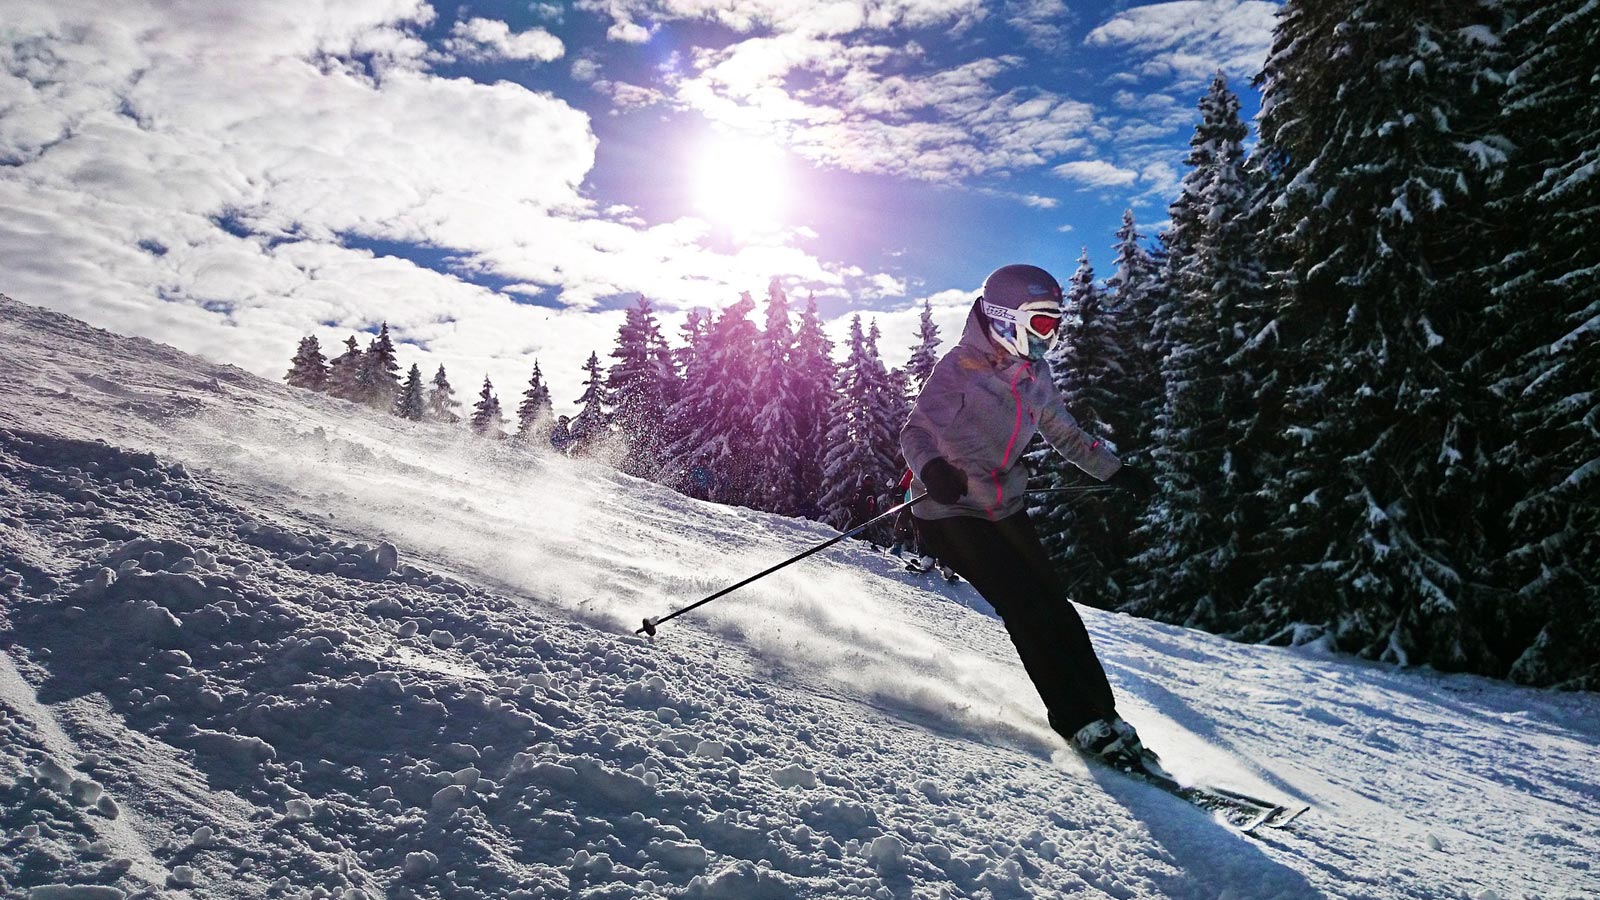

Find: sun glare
[693,135,791,235]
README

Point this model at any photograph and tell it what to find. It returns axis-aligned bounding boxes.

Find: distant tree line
[286,322,557,445]
[286,282,939,531]
[1028,0,1596,690]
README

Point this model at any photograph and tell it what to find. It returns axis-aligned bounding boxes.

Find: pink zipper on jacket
[987,362,1031,518]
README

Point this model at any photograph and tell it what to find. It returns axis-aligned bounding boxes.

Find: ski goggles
[981,299,1063,339]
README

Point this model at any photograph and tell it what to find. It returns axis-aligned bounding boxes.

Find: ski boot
[1069,717,1157,773]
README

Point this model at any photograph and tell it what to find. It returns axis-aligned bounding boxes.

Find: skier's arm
[1036,380,1121,481]
[899,355,964,479]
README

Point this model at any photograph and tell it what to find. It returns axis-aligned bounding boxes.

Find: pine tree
[905,298,942,395]
[286,336,330,391]
[789,294,837,518]
[667,293,761,505]
[394,363,426,420]
[470,376,505,437]
[353,323,402,409]
[885,365,913,463]
[426,365,460,424]
[865,320,905,470]
[1250,1,1510,671]
[1103,209,1162,453]
[747,278,806,515]
[658,309,707,487]
[514,361,555,445]
[1483,0,1600,687]
[1029,250,1137,606]
[1133,73,1278,632]
[818,316,899,529]
[327,336,364,401]
[570,351,611,454]
[607,296,676,477]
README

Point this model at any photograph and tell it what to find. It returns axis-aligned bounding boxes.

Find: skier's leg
[917,512,1118,737]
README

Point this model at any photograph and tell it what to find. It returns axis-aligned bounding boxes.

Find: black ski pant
[916,509,1118,738]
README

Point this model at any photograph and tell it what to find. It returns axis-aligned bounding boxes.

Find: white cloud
[569,2,1100,183]
[661,37,1102,182]
[443,18,565,62]
[1085,0,1278,86]
[608,20,653,43]
[1052,159,1139,188]
[1003,0,1075,50]
[1138,160,1181,201]
[575,0,985,40]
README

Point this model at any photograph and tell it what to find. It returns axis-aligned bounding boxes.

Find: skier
[888,468,917,559]
[550,415,574,454]
[846,472,885,548]
[900,264,1155,768]
[891,467,958,580]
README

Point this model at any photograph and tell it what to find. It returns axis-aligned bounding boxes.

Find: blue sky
[0,0,1277,414]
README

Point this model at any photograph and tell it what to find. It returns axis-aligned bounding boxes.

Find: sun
[692,134,791,235]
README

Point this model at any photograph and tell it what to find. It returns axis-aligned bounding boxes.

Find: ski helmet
[979,264,1064,361]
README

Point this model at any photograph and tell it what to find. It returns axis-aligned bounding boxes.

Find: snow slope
[1,292,1596,900]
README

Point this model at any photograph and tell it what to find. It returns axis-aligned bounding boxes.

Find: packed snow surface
[1,293,1596,899]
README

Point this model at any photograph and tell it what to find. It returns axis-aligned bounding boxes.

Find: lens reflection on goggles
[1029,313,1060,336]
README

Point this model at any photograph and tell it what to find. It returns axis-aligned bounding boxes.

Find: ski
[1102,751,1310,835]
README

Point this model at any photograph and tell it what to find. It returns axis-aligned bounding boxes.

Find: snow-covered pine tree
[426,365,461,424]
[285,336,330,391]
[1482,0,1600,688]
[865,320,907,470]
[657,308,707,478]
[1132,73,1276,632]
[353,323,402,410]
[748,278,805,515]
[607,296,675,477]
[674,309,707,377]
[570,351,611,455]
[789,294,837,519]
[1250,0,1510,672]
[514,362,554,445]
[469,376,505,437]
[666,293,761,505]
[885,365,913,463]
[327,336,363,401]
[1028,249,1136,606]
[817,316,899,530]
[1103,209,1162,452]
[394,363,426,421]
[905,298,941,395]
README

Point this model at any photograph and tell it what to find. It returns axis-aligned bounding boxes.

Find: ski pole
[637,493,929,636]
[1027,485,1120,496]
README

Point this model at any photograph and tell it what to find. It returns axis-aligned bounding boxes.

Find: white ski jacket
[900,301,1122,521]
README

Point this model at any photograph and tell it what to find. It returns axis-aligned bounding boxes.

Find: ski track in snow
[2,293,1597,900]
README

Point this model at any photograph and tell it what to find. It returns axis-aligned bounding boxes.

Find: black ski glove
[1108,465,1155,502]
[921,457,969,505]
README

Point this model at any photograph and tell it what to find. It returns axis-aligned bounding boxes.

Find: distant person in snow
[888,468,917,559]
[890,467,955,581]
[847,472,885,549]
[686,461,715,500]
[550,415,574,454]
[900,263,1155,769]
